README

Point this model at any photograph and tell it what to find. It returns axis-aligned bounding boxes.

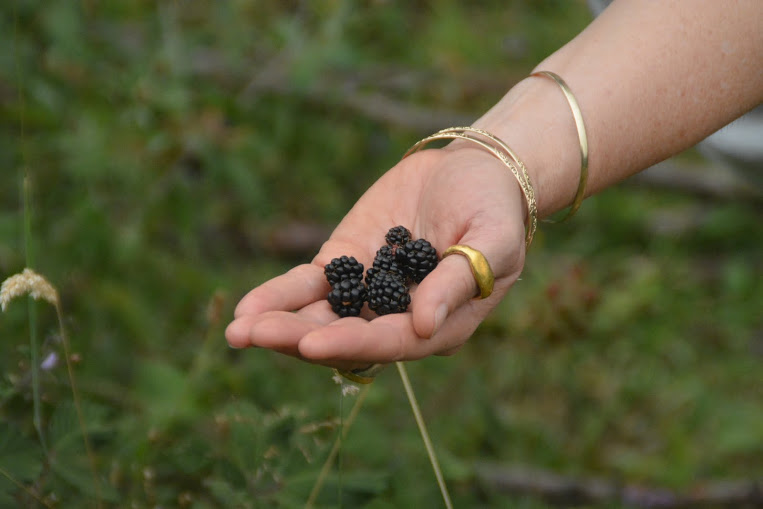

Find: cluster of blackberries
[324,226,439,317]
[324,256,366,318]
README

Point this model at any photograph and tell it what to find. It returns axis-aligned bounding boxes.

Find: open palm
[226,146,528,372]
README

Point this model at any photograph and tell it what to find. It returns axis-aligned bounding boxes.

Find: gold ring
[335,364,387,384]
[442,245,494,299]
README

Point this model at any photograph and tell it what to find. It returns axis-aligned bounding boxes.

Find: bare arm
[471,0,763,217]
[227,0,762,368]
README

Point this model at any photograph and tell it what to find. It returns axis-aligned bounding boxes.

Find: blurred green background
[1,1,761,507]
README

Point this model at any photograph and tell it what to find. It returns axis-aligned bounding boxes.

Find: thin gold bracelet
[530,71,589,222]
[403,126,537,248]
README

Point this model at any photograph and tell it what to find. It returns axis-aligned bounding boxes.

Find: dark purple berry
[366,245,405,285]
[385,225,412,248]
[324,256,364,286]
[367,271,410,315]
[327,276,366,317]
[396,239,438,284]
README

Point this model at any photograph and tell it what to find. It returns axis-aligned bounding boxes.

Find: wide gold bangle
[403,126,537,248]
[530,71,589,222]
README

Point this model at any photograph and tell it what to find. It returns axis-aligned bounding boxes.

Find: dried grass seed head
[1,268,59,312]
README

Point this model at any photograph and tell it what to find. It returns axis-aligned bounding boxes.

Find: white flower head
[341,383,360,397]
[332,372,360,397]
[1,268,59,312]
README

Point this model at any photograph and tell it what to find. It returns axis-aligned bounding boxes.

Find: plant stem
[0,466,55,509]
[56,301,102,508]
[305,385,370,508]
[16,0,46,457]
[338,388,344,509]
[396,361,453,509]
[23,175,47,456]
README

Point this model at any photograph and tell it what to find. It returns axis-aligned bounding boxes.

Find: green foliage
[1,1,761,507]
[0,423,44,506]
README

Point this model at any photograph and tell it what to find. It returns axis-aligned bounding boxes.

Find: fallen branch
[236,51,477,133]
[628,160,763,205]
[474,462,763,508]
[185,46,763,203]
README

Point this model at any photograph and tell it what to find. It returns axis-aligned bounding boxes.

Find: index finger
[234,264,328,317]
[296,302,482,366]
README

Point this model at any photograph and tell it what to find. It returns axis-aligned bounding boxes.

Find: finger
[410,255,479,339]
[297,304,483,366]
[226,310,325,355]
[233,264,328,318]
[412,225,522,339]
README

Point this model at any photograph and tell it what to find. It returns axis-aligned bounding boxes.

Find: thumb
[411,227,523,339]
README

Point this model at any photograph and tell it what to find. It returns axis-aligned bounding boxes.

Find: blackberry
[327,276,366,318]
[367,271,411,315]
[395,239,439,284]
[366,245,405,285]
[324,255,364,286]
[323,227,437,318]
[385,225,412,248]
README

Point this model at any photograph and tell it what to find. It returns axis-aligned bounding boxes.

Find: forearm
[471,0,763,217]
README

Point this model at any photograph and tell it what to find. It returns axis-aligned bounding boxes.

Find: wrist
[440,143,530,229]
[433,134,533,246]
[468,75,585,219]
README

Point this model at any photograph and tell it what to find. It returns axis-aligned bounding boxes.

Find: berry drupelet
[396,238,439,284]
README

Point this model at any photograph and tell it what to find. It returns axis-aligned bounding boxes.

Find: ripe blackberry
[366,245,405,285]
[385,225,412,248]
[327,277,366,317]
[324,255,364,286]
[367,271,411,315]
[395,239,439,284]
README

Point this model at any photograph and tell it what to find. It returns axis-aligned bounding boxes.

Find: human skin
[225,0,763,371]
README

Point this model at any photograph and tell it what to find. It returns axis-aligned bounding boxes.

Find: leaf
[47,403,121,502]
[0,423,44,504]
[0,423,42,482]
[49,457,120,503]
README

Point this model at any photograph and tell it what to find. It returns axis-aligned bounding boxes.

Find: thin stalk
[396,361,453,509]
[338,388,344,509]
[0,466,55,509]
[55,301,102,508]
[305,385,370,508]
[24,180,46,457]
[16,0,45,456]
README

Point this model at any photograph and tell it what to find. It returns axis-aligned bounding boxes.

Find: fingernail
[432,303,448,338]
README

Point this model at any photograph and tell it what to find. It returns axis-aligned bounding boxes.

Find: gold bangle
[403,126,537,248]
[530,71,589,222]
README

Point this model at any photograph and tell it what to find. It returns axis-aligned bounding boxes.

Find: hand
[225,146,528,371]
